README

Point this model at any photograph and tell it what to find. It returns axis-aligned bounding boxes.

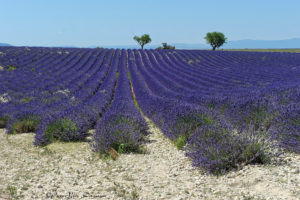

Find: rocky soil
[0,120,299,200]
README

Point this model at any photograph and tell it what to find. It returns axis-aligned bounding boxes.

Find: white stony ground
[0,120,299,200]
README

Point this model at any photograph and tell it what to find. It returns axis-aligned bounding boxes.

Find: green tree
[205,32,227,50]
[133,34,152,50]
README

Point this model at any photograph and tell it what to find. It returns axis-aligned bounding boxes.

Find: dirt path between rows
[0,120,299,199]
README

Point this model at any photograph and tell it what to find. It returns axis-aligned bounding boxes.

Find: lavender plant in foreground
[221,86,300,153]
[185,122,281,174]
[271,104,300,153]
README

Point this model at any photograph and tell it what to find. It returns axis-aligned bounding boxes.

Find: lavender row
[34,50,120,145]
[93,50,149,153]
[128,50,286,173]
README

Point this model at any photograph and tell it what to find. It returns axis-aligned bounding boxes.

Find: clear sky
[1,0,300,47]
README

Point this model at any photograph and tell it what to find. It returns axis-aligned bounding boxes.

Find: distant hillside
[170,38,300,49]
[223,38,300,49]
[89,44,160,49]
[96,38,300,49]
[0,43,12,46]
[173,43,209,49]
[3,38,300,49]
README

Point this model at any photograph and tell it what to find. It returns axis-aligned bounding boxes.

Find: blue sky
[1,0,300,47]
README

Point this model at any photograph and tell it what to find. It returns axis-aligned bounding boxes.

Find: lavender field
[0,47,299,174]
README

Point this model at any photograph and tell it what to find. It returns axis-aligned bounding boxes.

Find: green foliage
[41,94,63,104]
[133,34,152,50]
[240,141,271,164]
[205,32,227,50]
[112,142,139,154]
[127,68,143,112]
[0,116,8,128]
[7,65,18,71]
[244,107,271,130]
[207,103,216,110]
[174,113,214,148]
[10,115,40,134]
[46,119,78,142]
[157,43,175,50]
[293,117,300,126]
[103,116,148,154]
[175,135,187,149]
[175,114,213,133]
[219,105,227,115]
[20,97,33,103]
[6,185,19,199]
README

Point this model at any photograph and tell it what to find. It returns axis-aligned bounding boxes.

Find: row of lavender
[129,49,299,173]
[132,49,299,143]
[1,47,105,130]
[0,47,149,155]
[1,47,299,174]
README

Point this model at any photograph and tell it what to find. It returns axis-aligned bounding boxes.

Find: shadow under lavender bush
[7,114,40,134]
[0,116,8,128]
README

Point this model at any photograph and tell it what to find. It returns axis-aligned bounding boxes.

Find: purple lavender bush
[34,112,88,146]
[93,112,148,153]
[271,105,300,153]
[185,122,281,174]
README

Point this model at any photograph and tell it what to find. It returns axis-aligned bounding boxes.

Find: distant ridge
[0,43,12,46]
[90,38,300,49]
[173,38,300,49]
[223,38,300,49]
[89,44,158,49]
[2,38,300,49]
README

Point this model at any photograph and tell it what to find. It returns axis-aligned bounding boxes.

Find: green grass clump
[7,65,18,71]
[240,141,271,164]
[6,185,19,199]
[111,141,140,154]
[20,97,33,103]
[46,119,78,142]
[173,113,214,149]
[109,117,147,154]
[174,135,187,150]
[10,115,40,134]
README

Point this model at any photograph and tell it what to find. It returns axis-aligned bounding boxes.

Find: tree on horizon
[205,32,227,50]
[133,34,152,50]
